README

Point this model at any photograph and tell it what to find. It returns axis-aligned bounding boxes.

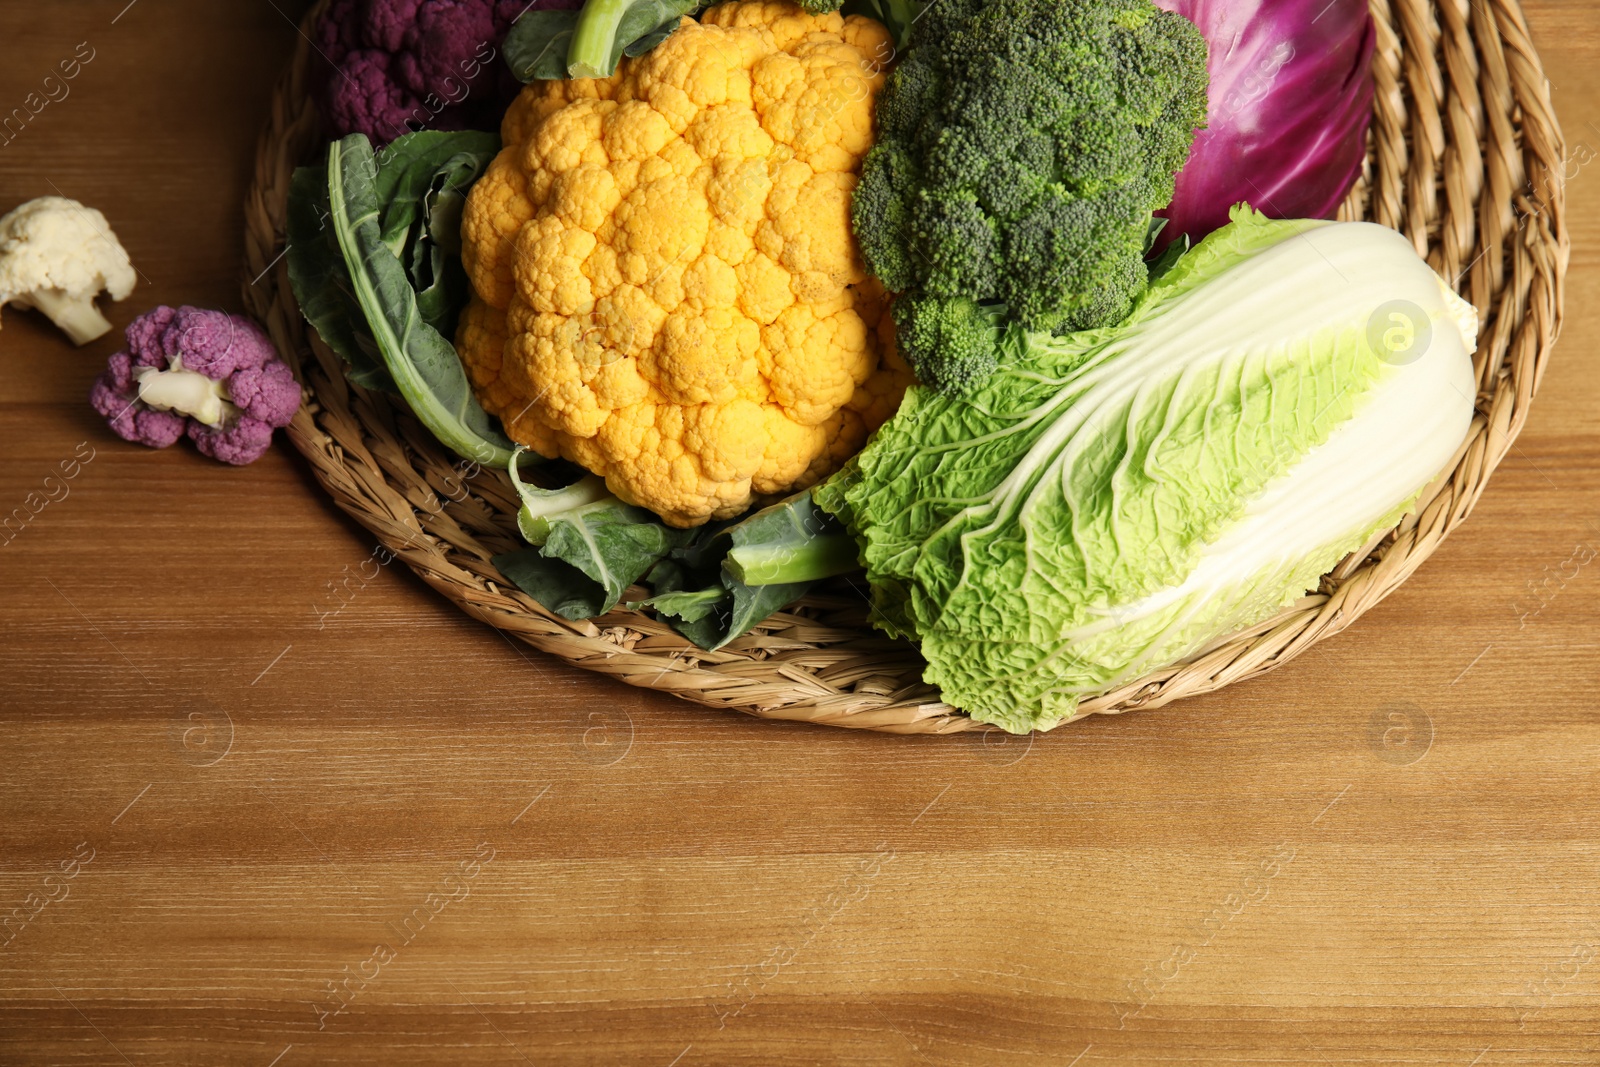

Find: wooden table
[2,2,1597,1063]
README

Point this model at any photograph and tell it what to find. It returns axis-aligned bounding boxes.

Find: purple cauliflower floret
[315,0,585,146]
[89,306,301,466]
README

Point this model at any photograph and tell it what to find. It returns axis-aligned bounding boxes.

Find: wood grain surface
[2,2,1598,1064]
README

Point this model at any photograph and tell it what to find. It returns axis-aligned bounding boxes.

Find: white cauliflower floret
[0,196,137,346]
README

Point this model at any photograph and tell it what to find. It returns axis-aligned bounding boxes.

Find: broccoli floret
[873,51,940,142]
[911,188,1001,299]
[1001,182,1150,330]
[855,0,1208,375]
[852,143,920,294]
[892,294,1003,396]
[797,0,845,10]
[1054,245,1149,333]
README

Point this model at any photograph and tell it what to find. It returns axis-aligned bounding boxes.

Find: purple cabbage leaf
[1152,0,1376,252]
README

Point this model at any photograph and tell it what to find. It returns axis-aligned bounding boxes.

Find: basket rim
[240,0,1570,734]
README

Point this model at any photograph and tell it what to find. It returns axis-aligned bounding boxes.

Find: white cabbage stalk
[1069,228,1478,651]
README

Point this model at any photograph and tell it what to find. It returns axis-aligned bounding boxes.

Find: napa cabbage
[816,207,1479,733]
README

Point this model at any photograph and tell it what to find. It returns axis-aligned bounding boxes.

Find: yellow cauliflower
[458,0,910,527]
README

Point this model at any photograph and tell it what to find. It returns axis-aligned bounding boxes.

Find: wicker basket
[241,0,1568,734]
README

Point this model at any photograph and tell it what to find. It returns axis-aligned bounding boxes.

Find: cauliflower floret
[459,1,910,527]
[0,196,137,346]
[88,306,300,465]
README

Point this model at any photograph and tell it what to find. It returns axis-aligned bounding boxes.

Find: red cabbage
[1152,0,1375,251]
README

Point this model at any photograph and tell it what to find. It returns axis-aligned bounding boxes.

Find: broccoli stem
[566,0,631,79]
[28,288,111,346]
[725,534,860,586]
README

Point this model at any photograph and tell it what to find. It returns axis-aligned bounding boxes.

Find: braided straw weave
[241,0,1568,734]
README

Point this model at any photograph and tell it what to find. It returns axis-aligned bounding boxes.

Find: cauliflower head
[457,1,911,527]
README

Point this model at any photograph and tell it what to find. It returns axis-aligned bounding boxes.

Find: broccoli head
[856,0,1208,374]
[796,0,845,11]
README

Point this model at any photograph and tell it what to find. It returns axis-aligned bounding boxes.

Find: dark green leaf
[503,448,695,615]
[493,548,614,621]
[606,1,698,69]
[623,17,680,57]
[634,508,820,651]
[411,256,472,341]
[424,163,474,258]
[629,494,861,649]
[722,576,810,643]
[505,9,582,81]
[1146,233,1191,284]
[540,501,695,609]
[637,558,731,648]
[638,561,811,651]
[1143,215,1170,257]
[841,0,925,48]
[497,475,856,650]
[326,133,517,467]
[366,132,498,339]
[663,523,736,577]
[632,586,726,624]
[495,498,692,620]
[286,163,396,392]
[370,132,498,215]
[289,131,497,396]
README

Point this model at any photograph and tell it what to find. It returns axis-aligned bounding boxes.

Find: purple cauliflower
[315,0,585,146]
[89,306,301,466]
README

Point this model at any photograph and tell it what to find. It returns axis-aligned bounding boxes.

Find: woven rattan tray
[241,0,1568,734]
